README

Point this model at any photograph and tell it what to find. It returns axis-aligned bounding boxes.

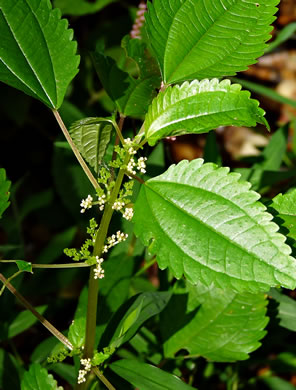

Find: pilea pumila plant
[1,0,296,389]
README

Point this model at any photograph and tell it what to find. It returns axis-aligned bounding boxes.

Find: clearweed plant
[1,0,296,389]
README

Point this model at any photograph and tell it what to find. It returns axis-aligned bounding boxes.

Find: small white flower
[127,158,136,175]
[137,157,147,174]
[78,358,92,383]
[112,200,125,211]
[123,207,134,221]
[80,195,93,213]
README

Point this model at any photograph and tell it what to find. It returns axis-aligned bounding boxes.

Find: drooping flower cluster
[94,256,104,279]
[112,200,125,211]
[77,358,92,384]
[103,231,128,253]
[123,207,134,221]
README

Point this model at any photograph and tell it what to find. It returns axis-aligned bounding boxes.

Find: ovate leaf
[68,287,88,348]
[0,169,10,218]
[144,79,268,146]
[110,359,194,390]
[270,288,296,332]
[0,0,80,109]
[69,117,113,173]
[162,281,268,362]
[134,159,296,292]
[8,306,47,339]
[146,0,279,83]
[21,363,62,390]
[270,189,296,242]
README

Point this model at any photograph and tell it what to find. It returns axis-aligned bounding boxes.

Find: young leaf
[0,169,10,219]
[0,0,80,109]
[110,359,195,390]
[144,79,268,146]
[15,260,32,273]
[270,288,296,332]
[162,281,268,362]
[146,0,279,83]
[68,287,88,348]
[21,363,62,390]
[102,291,171,349]
[92,49,160,118]
[54,0,116,16]
[134,159,296,292]
[270,189,296,242]
[69,118,113,173]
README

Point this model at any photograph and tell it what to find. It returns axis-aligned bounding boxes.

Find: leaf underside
[69,117,113,173]
[163,281,268,362]
[0,0,80,108]
[134,159,296,292]
[145,0,280,84]
[144,79,268,146]
[0,168,10,219]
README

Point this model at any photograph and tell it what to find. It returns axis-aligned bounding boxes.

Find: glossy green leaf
[271,189,296,242]
[54,0,116,16]
[92,49,160,118]
[134,159,296,292]
[69,117,113,173]
[0,168,10,219]
[105,291,171,349]
[110,359,194,390]
[146,0,279,84]
[68,287,88,348]
[162,281,268,361]
[270,288,296,332]
[8,306,47,339]
[21,363,62,390]
[0,0,80,109]
[144,79,268,146]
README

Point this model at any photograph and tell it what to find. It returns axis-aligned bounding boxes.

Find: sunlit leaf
[144,79,268,146]
[270,189,296,242]
[21,363,62,390]
[0,0,79,108]
[134,159,296,292]
[68,287,88,348]
[146,0,279,83]
[270,288,296,332]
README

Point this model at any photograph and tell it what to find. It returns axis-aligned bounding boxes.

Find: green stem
[0,260,91,269]
[113,115,126,145]
[0,270,22,297]
[92,367,116,390]
[135,257,157,277]
[0,273,73,350]
[52,109,100,190]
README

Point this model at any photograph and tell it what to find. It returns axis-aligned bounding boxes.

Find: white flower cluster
[94,256,104,279]
[77,358,91,384]
[127,156,147,176]
[125,138,137,155]
[112,200,125,211]
[123,207,134,221]
[103,231,128,253]
[80,195,93,213]
[98,194,106,211]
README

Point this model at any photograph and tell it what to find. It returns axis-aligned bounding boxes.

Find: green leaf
[69,117,113,173]
[0,168,10,219]
[134,159,296,292]
[8,305,47,339]
[262,376,296,390]
[0,0,80,109]
[92,49,160,118]
[104,291,171,349]
[68,287,88,348]
[146,0,279,84]
[21,363,62,390]
[270,288,296,332]
[266,22,296,53]
[54,0,116,16]
[144,79,268,146]
[110,359,194,390]
[162,281,268,362]
[270,189,296,242]
[15,260,32,273]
